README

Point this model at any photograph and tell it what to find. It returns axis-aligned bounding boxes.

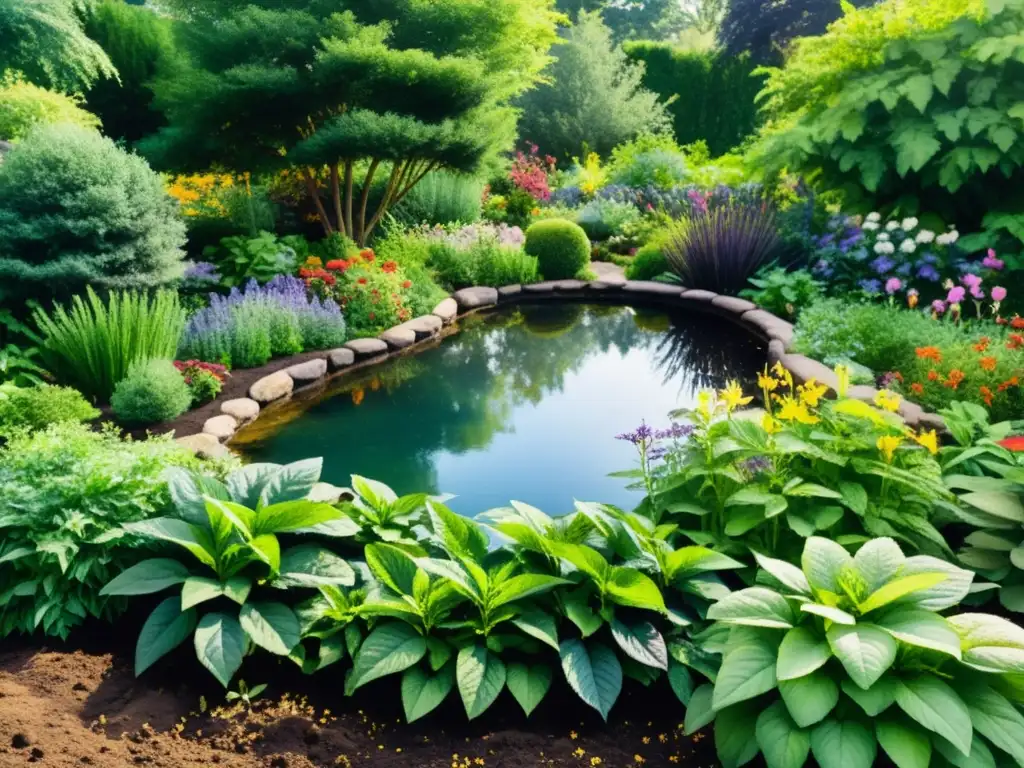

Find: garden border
[169,277,946,458]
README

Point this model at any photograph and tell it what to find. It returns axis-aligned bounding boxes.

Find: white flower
[915,229,936,244]
[874,241,896,255]
[936,229,960,246]
[866,212,882,222]
[876,232,890,242]
[901,217,919,231]
[948,229,959,243]
[862,221,880,231]
[900,238,917,253]
[886,221,901,231]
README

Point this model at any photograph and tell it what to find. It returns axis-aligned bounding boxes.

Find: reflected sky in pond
[233,303,765,516]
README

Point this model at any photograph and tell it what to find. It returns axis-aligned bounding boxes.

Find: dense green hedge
[622,43,764,157]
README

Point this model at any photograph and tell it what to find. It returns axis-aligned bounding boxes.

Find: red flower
[1012,316,1024,329]
[326,259,349,272]
[360,249,376,263]
[381,260,398,274]
[910,382,924,395]
[1009,334,1024,350]
[402,280,412,289]
[357,277,368,285]
[1000,436,1024,451]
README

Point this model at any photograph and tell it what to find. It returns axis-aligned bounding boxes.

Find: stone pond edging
[174,276,944,458]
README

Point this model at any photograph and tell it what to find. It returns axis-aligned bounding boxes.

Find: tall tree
[0,0,116,92]
[517,11,671,158]
[142,0,560,245]
[555,0,675,42]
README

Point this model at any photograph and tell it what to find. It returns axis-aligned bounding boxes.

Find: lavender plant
[179,276,346,368]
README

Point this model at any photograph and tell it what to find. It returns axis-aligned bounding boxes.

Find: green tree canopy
[0,0,117,92]
[516,11,671,158]
[142,0,561,244]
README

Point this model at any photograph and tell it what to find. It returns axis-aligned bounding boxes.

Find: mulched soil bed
[0,618,716,768]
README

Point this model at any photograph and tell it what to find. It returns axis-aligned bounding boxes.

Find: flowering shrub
[174,360,228,406]
[165,173,236,219]
[509,145,555,202]
[179,276,345,367]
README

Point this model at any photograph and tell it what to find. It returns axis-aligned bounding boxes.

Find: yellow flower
[777,396,820,425]
[874,390,901,413]
[913,429,939,455]
[835,364,850,398]
[877,435,902,462]
[696,390,715,421]
[761,412,779,434]
[719,380,753,412]
[797,378,828,408]
[758,367,779,394]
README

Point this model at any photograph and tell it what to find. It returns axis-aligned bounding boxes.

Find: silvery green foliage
[694,536,1024,768]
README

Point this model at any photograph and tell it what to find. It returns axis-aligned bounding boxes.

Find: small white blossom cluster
[874,241,896,254]
[936,229,960,246]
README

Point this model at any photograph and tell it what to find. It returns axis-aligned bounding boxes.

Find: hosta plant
[102,459,358,686]
[690,536,1024,768]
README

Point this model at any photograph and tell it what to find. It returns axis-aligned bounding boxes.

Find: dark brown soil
[0,626,717,768]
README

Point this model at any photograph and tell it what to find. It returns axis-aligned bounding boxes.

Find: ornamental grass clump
[179,276,346,368]
[664,198,782,294]
[424,223,537,288]
[693,535,1021,768]
[33,288,186,402]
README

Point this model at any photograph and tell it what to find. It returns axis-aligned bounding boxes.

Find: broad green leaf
[684,683,715,734]
[610,619,668,670]
[777,626,831,681]
[713,631,778,710]
[606,567,666,612]
[563,593,603,637]
[135,596,196,676]
[351,475,398,508]
[511,610,559,651]
[966,684,1024,765]
[559,639,621,721]
[707,587,794,629]
[842,678,897,716]
[715,703,759,768]
[401,664,454,723]
[276,545,355,588]
[491,574,569,609]
[810,718,876,768]
[948,613,1024,673]
[839,482,869,517]
[254,500,340,536]
[182,576,228,610]
[802,537,852,594]
[667,546,744,579]
[786,482,842,499]
[258,458,322,507]
[205,498,254,539]
[903,73,934,112]
[827,624,897,690]
[505,662,552,716]
[753,551,810,595]
[365,543,418,595]
[874,609,961,658]
[348,622,426,693]
[194,611,246,688]
[800,603,855,624]
[548,541,609,582]
[249,533,281,575]
[876,718,931,768]
[123,518,216,568]
[858,573,948,614]
[961,491,1024,522]
[101,559,189,596]
[167,467,229,524]
[667,660,693,706]
[426,637,451,671]
[892,556,974,611]
[225,463,282,509]
[757,700,811,768]
[895,675,973,755]
[934,734,996,768]
[457,645,506,720]
[239,601,300,655]
[852,537,904,592]
[779,671,839,727]
[427,500,489,562]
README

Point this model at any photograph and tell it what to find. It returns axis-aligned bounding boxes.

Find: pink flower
[971,285,986,300]
[885,277,902,294]
[947,286,966,304]
[992,286,1008,302]
[932,299,947,314]
[983,249,1005,270]
[961,273,982,289]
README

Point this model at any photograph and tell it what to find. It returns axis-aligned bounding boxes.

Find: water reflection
[233,303,765,514]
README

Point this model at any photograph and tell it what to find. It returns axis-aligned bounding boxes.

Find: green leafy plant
[203,231,298,288]
[625,235,670,281]
[33,288,186,402]
[691,535,1022,768]
[102,459,357,686]
[575,199,642,242]
[741,267,824,318]
[0,383,99,435]
[0,422,231,639]
[524,219,591,280]
[0,309,48,387]
[225,679,267,708]
[111,359,192,426]
[0,72,100,141]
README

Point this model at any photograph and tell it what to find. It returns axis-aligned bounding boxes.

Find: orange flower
[945,369,965,389]
[381,260,398,273]
[974,337,991,353]
[1008,334,1024,350]
[981,385,994,406]
[1013,316,1024,329]
[911,382,924,395]
[916,346,942,362]
[351,388,365,406]
[360,249,376,263]
[979,356,998,372]
[927,370,940,382]
[998,376,1020,392]
[402,280,412,289]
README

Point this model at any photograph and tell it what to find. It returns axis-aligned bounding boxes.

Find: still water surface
[233,303,764,515]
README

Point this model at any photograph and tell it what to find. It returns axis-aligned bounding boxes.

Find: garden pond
[232,303,766,514]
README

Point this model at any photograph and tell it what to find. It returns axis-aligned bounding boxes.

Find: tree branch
[356,158,382,245]
[343,160,354,239]
[330,162,345,238]
[302,168,333,237]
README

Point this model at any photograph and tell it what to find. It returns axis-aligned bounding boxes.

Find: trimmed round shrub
[0,123,187,305]
[524,219,591,280]
[0,384,100,435]
[626,239,669,281]
[111,359,191,426]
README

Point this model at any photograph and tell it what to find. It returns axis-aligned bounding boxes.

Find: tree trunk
[302,169,333,238]
[330,163,346,238]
